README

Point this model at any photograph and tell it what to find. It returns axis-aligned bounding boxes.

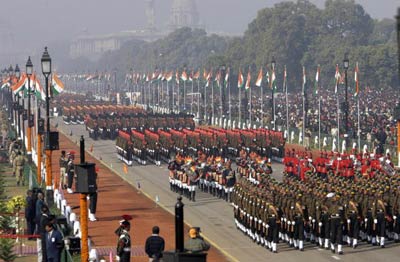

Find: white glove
[287,221,291,225]
[263,222,266,226]
[292,221,295,225]
[116,256,120,261]
[266,224,270,229]
[374,219,378,224]
[347,219,351,224]
[284,218,287,222]
[312,219,315,223]
[318,222,322,227]
[364,218,368,222]
[309,216,312,221]
[394,216,397,220]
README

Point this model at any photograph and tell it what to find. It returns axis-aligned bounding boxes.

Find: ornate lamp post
[14,65,21,140]
[26,57,33,161]
[41,47,54,205]
[7,66,14,124]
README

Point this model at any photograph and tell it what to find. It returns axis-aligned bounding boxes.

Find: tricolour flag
[354,62,359,97]
[245,69,251,90]
[193,70,200,80]
[1,77,10,89]
[224,67,230,88]
[314,65,320,96]
[51,74,65,95]
[334,64,340,94]
[237,68,244,88]
[283,65,287,93]
[215,70,221,87]
[165,71,173,82]
[12,74,27,95]
[255,68,263,87]
[205,69,212,88]
[270,69,276,90]
[181,70,188,82]
[175,70,180,84]
[33,75,46,101]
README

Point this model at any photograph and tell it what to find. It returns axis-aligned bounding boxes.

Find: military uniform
[117,222,131,262]
[13,151,25,186]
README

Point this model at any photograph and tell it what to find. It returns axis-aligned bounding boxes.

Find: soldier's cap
[121,214,133,221]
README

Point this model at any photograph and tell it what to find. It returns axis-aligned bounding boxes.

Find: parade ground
[55,117,400,262]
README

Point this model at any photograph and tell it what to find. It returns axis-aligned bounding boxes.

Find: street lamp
[271,57,276,130]
[343,53,349,145]
[41,47,54,205]
[15,64,22,140]
[6,66,14,124]
[26,56,33,161]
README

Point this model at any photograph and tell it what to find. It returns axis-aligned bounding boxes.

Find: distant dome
[170,0,199,30]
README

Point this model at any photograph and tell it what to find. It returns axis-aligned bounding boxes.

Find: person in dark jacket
[145,226,165,262]
[25,190,36,240]
[45,222,64,262]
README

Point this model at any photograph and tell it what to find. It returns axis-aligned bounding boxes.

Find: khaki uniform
[13,154,26,185]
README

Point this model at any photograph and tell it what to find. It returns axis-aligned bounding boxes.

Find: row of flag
[120,64,360,96]
[0,73,65,100]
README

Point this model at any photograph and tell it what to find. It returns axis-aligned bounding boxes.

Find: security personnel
[14,151,26,186]
[66,152,75,194]
[59,150,68,189]
[117,220,131,262]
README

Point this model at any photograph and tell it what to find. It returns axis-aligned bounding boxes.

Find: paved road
[55,118,400,262]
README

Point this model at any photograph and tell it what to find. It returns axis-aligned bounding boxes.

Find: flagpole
[191,78,194,115]
[318,94,321,150]
[302,66,306,147]
[238,84,241,127]
[337,89,340,152]
[261,78,263,127]
[285,67,289,143]
[173,80,175,112]
[228,80,231,128]
[183,80,186,111]
[219,69,223,123]
[357,94,361,153]
[197,79,200,118]
[211,79,214,124]
[167,80,170,112]
[204,79,207,122]
[249,86,252,128]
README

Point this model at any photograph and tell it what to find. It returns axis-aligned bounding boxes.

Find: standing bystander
[145,226,165,262]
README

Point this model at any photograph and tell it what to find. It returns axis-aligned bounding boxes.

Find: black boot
[192,191,196,202]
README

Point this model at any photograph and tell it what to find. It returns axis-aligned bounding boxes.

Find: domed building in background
[69,0,202,60]
[170,0,200,30]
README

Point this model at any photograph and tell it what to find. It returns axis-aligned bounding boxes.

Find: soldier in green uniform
[329,194,344,254]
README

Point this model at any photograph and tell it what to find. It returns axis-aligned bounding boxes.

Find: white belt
[123,247,131,252]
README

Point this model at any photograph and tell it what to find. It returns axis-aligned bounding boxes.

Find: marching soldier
[293,195,305,251]
[329,194,344,254]
[347,193,360,248]
[13,151,26,186]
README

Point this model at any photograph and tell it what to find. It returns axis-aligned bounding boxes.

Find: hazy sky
[0,0,398,56]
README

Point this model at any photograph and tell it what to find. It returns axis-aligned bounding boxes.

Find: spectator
[145,226,165,262]
[45,222,64,262]
[185,227,210,253]
[25,190,36,240]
